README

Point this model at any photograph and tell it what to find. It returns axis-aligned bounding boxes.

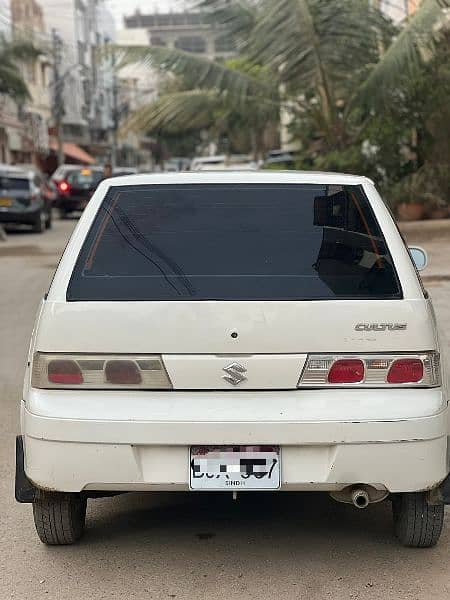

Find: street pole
[110,43,118,168]
[52,29,65,166]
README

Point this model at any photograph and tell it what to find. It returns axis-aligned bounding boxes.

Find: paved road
[1,219,449,600]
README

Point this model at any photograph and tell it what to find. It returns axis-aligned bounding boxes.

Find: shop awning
[49,140,97,165]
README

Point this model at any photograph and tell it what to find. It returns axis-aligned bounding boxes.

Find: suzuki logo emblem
[222,362,247,386]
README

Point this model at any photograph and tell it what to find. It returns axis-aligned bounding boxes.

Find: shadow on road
[84,491,394,548]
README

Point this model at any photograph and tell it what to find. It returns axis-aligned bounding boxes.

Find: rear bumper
[57,195,90,211]
[0,205,41,224]
[21,388,450,494]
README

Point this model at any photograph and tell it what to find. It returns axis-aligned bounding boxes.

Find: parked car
[16,171,449,547]
[190,155,258,171]
[54,167,103,218]
[164,157,191,172]
[190,155,227,170]
[113,167,138,177]
[51,164,80,186]
[264,149,296,169]
[0,164,52,232]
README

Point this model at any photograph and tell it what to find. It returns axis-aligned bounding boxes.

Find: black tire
[32,490,87,545]
[45,210,52,229]
[32,210,45,233]
[392,492,444,548]
[59,208,67,220]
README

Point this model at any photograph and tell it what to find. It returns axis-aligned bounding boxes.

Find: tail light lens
[32,353,172,389]
[328,359,365,384]
[298,352,439,387]
[387,359,424,384]
[58,181,70,193]
[105,360,142,385]
[48,359,83,385]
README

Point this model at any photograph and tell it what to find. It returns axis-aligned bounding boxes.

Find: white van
[16,172,449,546]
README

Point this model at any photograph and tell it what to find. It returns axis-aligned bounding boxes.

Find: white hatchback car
[16,172,449,546]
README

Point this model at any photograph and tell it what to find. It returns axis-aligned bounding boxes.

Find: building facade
[1,0,52,164]
[123,10,235,60]
[41,0,116,161]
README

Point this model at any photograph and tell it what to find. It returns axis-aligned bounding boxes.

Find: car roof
[103,170,374,188]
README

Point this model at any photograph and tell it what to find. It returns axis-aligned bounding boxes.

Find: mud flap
[15,436,36,503]
[441,472,450,504]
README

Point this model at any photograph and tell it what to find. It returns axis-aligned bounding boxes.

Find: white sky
[106,0,190,28]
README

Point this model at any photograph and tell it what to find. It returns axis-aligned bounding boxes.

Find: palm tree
[116,0,450,155]
[121,56,279,159]
[0,34,41,103]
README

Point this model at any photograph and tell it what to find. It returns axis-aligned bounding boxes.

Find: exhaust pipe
[351,489,370,509]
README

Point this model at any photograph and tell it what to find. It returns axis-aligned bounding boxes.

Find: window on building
[187,14,203,25]
[175,35,206,53]
[156,15,170,26]
[150,36,166,47]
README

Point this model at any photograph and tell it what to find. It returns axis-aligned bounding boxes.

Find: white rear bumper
[22,388,450,493]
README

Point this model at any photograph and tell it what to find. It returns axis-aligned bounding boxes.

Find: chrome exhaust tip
[351,489,370,509]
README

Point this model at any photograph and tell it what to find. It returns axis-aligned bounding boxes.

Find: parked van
[16,172,449,546]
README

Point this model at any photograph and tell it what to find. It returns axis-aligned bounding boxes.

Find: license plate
[190,445,280,490]
[0,197,12,207]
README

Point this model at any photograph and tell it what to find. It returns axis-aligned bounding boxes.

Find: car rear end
[0,170,44,229]
[56,167,103,216]
[19,172,449,546]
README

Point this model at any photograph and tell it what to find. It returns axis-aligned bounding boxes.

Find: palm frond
[358,0,450,107]
[0,38,42,62]
[114,45,272,106]
[0,63,30,101]
[248,0,391,89]
[122,90,226,135]
[196,0,257,49]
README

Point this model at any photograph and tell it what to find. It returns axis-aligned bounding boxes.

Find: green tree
[0,34,41,103]
[116,0,450,165]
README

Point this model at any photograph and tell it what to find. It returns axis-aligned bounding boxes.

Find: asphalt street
[0,219,449,600]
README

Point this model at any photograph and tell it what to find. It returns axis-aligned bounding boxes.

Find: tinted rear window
[67,170,103,187]
[0,176,30,191]
[67,184,401,301]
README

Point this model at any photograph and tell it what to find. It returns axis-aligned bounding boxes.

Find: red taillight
[387,359,423,384]
[47,360,83,385]
[58,180,70,193]
[105,360,142,385]
[328,359,365,384]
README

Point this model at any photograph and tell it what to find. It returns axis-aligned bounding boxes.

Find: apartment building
[41,0,115,160]
[123,9,235,60]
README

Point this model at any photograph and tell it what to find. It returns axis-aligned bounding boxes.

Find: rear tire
[32,210,45,233]
[45,210,52,229]
[392,492,444,547]
[33,490,87,545]
[59,208,67,220]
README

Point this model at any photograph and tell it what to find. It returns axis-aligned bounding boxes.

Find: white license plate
[190,445,280,490]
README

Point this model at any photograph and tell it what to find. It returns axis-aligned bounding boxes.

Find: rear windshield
[67,184,402,301]
[0,176,30,191]
[67,170,103,188]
